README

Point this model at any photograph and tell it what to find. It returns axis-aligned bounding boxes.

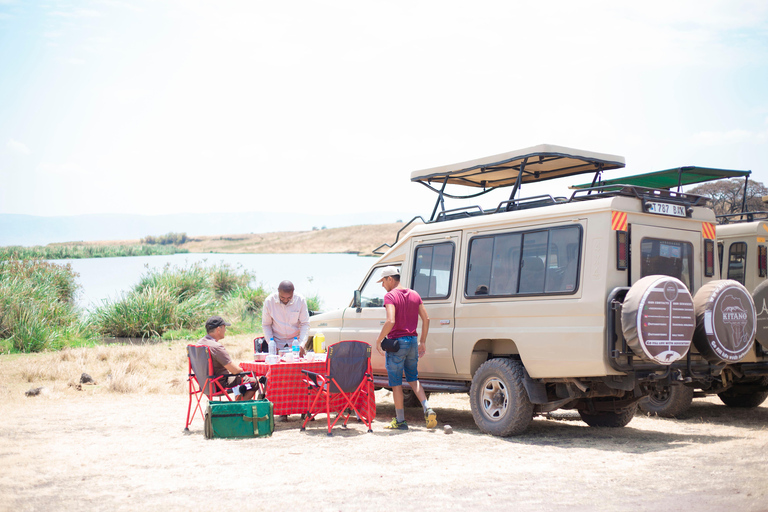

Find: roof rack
[717,211,768,224]
[411,144,625,222]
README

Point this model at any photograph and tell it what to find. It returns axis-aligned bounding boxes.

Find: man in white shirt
[261,280,310,354]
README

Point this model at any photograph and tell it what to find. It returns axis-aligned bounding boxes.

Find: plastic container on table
[313,331,325,353]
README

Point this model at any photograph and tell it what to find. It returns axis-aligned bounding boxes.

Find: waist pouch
[381,338,401,353]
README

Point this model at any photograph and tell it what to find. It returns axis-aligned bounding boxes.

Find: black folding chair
[300,340,374,436]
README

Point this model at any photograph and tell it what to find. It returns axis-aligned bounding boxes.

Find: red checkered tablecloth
[241,360,376,420]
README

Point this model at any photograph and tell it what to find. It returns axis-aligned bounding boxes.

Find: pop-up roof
[411,144,625,190]
[570,166,751,191]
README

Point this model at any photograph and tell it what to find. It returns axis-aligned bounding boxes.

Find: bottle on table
[268,337,276,356]
[292,336,300,362]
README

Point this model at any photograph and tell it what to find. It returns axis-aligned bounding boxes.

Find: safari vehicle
[309,145,757,436]
[574,167,768,416]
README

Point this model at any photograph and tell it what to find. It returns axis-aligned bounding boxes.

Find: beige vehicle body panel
[311,193,718,383]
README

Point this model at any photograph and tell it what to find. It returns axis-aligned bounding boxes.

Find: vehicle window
[727,242,747,285]
[545,227,581,293]
[359,265,400,307]
[519,231,548,294]
[412,242,454,299]
[717,242,724,276]
[490,233,522,295]
[640,238,694,290]
[466,225,581,297]
[466,237,494,296]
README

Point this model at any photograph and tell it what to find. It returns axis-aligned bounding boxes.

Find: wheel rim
[481,377,509,421]
[648,387,670,405]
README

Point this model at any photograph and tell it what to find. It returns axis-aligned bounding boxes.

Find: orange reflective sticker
[611,211,628,231]
[701,222,716,240]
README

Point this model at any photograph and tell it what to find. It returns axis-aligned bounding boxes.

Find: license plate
[646,201,686,217]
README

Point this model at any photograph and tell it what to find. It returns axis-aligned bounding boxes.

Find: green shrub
[306,293,323,313]
[140,232,188,245]
[210,263,253,297]
[92,262,255,338]
[0,258,94,352]
[90,287,179,338]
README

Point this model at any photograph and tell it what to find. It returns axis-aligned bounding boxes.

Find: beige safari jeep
[309,145,758,436]
[581,167,768,417]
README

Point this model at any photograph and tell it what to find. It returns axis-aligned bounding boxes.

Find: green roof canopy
[570,166,750,190]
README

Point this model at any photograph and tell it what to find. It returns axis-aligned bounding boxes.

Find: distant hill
[0,211,415,247]
[55,223,417,257]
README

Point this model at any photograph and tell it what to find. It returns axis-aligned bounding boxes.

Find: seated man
[197,316,257,401]
[261,280,310,354]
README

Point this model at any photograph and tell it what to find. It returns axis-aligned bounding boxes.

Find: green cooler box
[204,399,274,439]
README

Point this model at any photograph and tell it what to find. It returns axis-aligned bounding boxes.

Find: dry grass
[0,333,257,400]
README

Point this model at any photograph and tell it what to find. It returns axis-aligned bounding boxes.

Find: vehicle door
[631,223,703,293]
[340,265,399,374]
[409,232,461,377]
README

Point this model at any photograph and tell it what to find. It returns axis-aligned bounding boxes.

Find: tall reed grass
[0,258,96,353]
[0,244,188,260]
[90,262,267,338]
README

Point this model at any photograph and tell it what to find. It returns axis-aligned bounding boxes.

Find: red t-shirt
[384,287,423,339]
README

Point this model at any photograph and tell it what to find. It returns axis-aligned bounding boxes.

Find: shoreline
[39,222,412,257]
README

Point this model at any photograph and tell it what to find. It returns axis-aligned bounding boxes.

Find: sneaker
[425,408,437,429]
[384,418,408,430]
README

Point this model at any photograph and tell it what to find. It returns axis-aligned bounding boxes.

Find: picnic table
[241,359,376,420]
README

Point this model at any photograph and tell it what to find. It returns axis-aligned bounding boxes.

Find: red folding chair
[300,340,374,436]
[184,344,260,431]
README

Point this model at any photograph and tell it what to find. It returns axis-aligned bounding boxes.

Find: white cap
[377,266,400,282]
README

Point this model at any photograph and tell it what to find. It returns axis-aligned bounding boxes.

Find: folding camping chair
[300,340,374,436]
[184,344,261,431]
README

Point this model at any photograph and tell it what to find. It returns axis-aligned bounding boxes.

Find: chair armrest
[301,369,326,388]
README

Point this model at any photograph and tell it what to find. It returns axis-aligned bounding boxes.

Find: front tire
[638,385,694,417]
[469,358,533,436]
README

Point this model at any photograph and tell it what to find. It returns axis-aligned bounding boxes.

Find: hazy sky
[1,0,767,218]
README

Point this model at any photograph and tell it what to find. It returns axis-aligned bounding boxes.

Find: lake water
[50,253,378,313]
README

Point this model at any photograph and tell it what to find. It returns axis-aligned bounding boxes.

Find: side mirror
[353,290,362,311]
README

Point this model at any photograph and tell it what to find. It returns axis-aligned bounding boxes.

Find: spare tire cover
[621,275,695,365]
[753,280,768,349]
[693,280,756,363]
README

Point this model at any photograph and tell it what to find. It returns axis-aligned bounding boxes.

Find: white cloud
[66,57,86,65]
[7,139,30,155]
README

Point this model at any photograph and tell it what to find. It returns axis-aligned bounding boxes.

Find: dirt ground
[2,387,768,512]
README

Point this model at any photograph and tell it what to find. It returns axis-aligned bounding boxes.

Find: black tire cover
[752,279,768,349]
[621,275,695,365]
[693,280,756,363]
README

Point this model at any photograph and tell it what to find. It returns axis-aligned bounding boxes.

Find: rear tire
[718,388,768,408]
[469,358,533,437]
[638,385,694,417]
[578,401,637,428]
[402,388,430,408]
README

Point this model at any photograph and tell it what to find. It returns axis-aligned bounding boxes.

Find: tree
[688,178,768,216]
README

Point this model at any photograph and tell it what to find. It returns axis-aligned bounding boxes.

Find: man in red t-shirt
[374,266,436,430]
